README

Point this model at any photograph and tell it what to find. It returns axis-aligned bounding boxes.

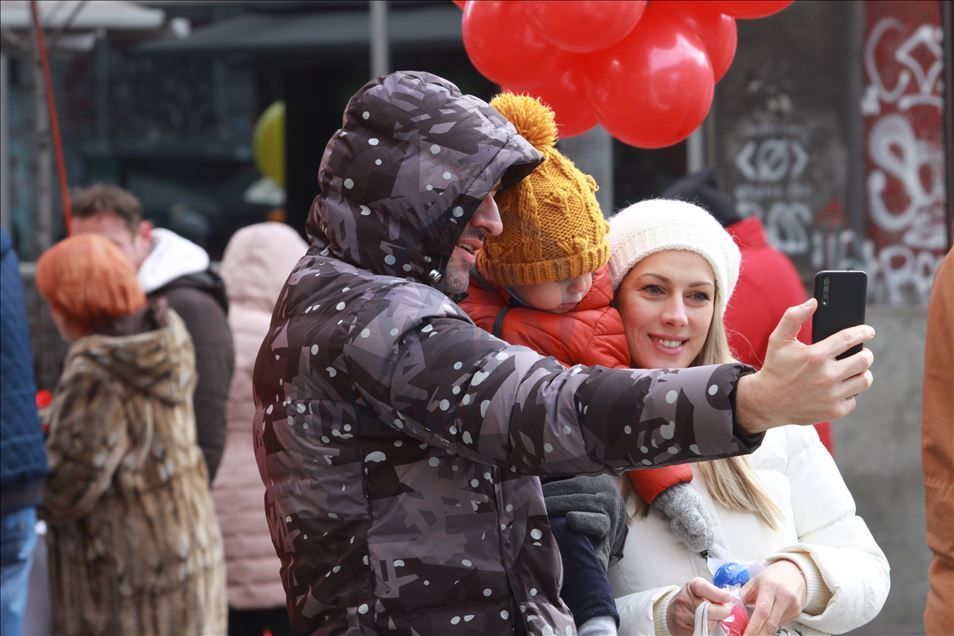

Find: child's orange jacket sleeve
[462,265,694,504]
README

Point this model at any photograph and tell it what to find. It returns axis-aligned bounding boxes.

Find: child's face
[509,273,594,313]
[616,250,715,369]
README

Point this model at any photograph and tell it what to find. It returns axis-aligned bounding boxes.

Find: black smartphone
[811,270,868,360]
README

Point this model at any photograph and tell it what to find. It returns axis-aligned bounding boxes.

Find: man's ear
[137,220,153,243]
[135,220,154,264]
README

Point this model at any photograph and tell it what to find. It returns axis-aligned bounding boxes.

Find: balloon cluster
[459,0,793,148]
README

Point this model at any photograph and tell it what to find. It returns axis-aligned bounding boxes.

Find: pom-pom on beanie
[478,93,609,287]
[607,199,741,315]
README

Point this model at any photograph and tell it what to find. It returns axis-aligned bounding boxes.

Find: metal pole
[558,125,615,216]
[1,51,10,233]
[369,0,389,78]
[31,0,72,236]
[31,15,53,254]
[686,126,705,174]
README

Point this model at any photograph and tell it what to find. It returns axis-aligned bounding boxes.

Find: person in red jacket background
[662,170,833,453]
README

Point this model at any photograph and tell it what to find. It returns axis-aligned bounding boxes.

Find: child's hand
[541,475,627,569]
[666,577,732,636]
[740,559,807,636]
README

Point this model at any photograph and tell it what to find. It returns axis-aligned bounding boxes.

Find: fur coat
[42,306,226,635]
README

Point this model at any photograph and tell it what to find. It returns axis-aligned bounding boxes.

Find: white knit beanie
[608,199,741,315]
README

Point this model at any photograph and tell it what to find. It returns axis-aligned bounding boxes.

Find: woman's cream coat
[608,425,889,636]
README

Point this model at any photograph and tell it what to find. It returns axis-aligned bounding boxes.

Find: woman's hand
[667,577,732,636]
[740,560,807,636]
[736,298,875,433]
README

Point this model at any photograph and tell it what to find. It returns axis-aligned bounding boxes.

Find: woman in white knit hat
[604,199,889,636]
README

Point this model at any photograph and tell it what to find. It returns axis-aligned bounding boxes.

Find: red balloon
[654,2,737,82]
[582,9,714,149]
[506,66,598,138]
[652,1,722,15]
[526,0,647,53]
[713,0,794,19]
[721,603,749,636]
[462,1,569,89]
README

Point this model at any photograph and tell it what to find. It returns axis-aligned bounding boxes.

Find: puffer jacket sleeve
[345,295,761,476]
[615,585,679,636]
[766,426,889,634]
[41,365,128,523]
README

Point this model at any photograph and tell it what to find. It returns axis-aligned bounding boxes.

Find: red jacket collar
[726,216,768,250]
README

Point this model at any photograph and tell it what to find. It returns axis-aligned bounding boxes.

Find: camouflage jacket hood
[305,71,541,287]
[254,71,760,635]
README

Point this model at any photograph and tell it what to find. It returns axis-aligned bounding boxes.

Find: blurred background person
[35,234,226,636]
[0,228,49,636]
[922,247,953,635]
[70,184,234,482]
[215,222,306,636]
[663,169,833,452]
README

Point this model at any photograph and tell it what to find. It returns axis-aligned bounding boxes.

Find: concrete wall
[836,304,930,635]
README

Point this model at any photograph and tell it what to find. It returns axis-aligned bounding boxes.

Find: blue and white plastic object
[705,554,762,636]
[706,553,765,590]
[714,561,751,588]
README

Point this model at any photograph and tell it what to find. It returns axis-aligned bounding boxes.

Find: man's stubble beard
[442,227,487,297]
[443,251,470,296]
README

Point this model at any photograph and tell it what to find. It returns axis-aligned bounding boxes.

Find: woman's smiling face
[616,250,716,369]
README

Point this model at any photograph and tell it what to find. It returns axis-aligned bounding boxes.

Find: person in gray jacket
[252,71,875,635]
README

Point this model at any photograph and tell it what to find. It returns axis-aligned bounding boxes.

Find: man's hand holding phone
[736,297,875,435]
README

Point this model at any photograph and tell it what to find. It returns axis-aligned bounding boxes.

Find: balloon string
[30,0,72,237]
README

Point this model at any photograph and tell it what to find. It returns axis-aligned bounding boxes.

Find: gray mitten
[653,482,714,554]
[564,510,609,538]
[542,475,628,569]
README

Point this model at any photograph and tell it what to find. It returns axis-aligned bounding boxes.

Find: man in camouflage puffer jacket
[252,71,875,635]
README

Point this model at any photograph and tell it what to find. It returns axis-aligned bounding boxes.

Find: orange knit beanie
[478,93,608,287]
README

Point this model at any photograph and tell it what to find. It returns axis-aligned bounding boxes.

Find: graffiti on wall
[728,112,850,287]
[861,5,947,304]
[732,123,816,256]
[724,3,946,305]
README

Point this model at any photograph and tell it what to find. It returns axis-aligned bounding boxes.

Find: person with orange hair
[35,234,226,636]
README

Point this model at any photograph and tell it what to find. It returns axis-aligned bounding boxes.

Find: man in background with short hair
[70,184,233,481]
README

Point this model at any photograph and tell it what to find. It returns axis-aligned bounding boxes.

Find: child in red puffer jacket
[460,93,712,636]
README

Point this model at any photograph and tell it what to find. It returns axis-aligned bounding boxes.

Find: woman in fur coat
[36,233,226,636]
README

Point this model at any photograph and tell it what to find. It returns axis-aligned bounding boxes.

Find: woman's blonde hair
[36,233,146,335]
[626,286,783,529]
